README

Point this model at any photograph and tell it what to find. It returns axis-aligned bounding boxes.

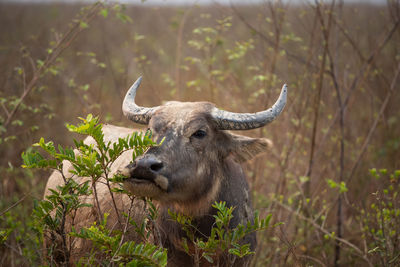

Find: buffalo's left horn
[211,84,288,130]
[122,76,159,124]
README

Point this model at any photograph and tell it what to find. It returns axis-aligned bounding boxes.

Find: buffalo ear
[226,133,272,163]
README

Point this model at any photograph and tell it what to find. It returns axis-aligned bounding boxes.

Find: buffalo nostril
[135,157,163,173]
[150,162,163,172]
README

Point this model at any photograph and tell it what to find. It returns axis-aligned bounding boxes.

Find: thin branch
[2,2,102,131]
[1,102,10,117]
[230,2,316,71]
[275,201,373,267]
[0,194,29,217]
[346,60,400,183]
[92,182,103,223]
[312,17,400,163]
[175,7,193,100]
[317,0,345,265]
[108,197,135,266]
[304,0,334,196]
[297,254,328,267]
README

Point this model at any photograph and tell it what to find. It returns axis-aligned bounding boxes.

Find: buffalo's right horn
[211,84,287,130]
[122,76,159,125]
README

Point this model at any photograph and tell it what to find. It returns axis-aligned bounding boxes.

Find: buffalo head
[121,77,287,215]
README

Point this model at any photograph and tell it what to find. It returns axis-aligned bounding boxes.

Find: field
[0,0,399,266]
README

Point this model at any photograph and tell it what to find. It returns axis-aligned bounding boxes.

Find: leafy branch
[170,201,276,266]
[21,114,161,265]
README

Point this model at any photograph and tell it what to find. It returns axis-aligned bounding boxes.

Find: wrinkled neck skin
[157,157,256,266]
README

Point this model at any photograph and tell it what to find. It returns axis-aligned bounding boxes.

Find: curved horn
[122,76,158,124]
[211,84,288,130]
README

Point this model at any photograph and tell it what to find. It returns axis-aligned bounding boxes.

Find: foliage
[20,114,164,266]
[71,213,167,267]
[169,201,275,266]
[359,169,400,266]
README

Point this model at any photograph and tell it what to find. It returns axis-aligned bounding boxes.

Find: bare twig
[312,17,400,165]
[304,0,334,196]
[175,7,193,100]
[92,182,103,223]
[297,254,328,267]
[1,102,10,117]
[346,61,400,183]
[108,197,135,266]
[317,0,346,265]
[0,194,29,217]
[275,201,373,267]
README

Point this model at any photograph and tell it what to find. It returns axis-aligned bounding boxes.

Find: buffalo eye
[191,129,207,139]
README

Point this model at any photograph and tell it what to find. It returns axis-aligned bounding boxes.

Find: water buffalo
[44,77,287,266]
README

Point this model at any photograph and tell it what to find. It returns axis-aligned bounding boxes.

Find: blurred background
[0,0,399,266]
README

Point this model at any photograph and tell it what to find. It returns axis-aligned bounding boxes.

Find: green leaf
[36,59,44,67]
[100,8,108,18]
[11,120,23,126]
[79,21,89,29]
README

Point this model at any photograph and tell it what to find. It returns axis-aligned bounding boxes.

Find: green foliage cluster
[169,201,275,266]
[22,114,156,186]
[19,114,164,265]
[359,169,400,266]
[71,213,167,267]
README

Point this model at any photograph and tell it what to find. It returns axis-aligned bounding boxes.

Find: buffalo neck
[157,156,254,247]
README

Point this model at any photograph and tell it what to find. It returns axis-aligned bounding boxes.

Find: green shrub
[22,114,166,266]
[359,169,400,266]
